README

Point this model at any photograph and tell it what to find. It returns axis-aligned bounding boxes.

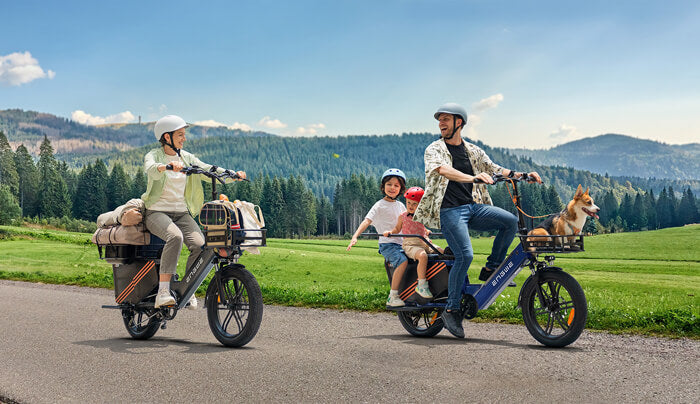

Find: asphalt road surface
[1,280,698,403]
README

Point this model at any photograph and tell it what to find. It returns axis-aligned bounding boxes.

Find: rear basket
[98,236,166,264]
[519,234,585,253]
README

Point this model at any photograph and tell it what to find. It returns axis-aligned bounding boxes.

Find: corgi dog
[527,185,600,247]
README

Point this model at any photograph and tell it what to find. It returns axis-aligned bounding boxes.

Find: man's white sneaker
[155,290,176,308]
[186,294,198,310]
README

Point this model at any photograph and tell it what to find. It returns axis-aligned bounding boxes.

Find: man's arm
[436,165,495,184]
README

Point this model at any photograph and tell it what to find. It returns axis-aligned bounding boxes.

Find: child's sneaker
[415,284,433,299]
[386,294,405,307]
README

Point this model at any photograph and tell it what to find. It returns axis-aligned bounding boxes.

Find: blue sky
[1,0,698,148]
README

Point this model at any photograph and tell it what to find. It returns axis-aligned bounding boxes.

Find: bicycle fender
[517,267,563,309]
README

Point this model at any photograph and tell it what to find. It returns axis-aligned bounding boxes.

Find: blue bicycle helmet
[381,168,406,199]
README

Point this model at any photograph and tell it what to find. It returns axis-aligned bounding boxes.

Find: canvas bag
[223,200,265,254]
[91,224,151,246]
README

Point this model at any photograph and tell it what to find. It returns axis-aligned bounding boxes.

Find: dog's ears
[584,187,590,196]
[574,184,583,198]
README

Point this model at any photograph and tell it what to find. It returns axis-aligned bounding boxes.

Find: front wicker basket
[518,234,585,254]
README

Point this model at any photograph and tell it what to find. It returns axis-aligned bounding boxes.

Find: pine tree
[131,169,147,199]
[631,193,647,231]
[618,193,634,231]
[0,184,21,225]
[260,176,286,238]
[13,144,39,217]
[106,163,132,210]
[678,188,699,225]
[656,188,672,229]
[644,189,658,230]
[37,136,71,218]
[667,186,680,227]
[0,131,20,198]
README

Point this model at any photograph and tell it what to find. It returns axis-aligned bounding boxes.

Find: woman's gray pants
[144,210,204,276]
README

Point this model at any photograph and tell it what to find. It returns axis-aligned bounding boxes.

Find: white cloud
[194,119,252,132]
[464,114,482,140]
[295,123,326,135]
[472,93,504,112]
[0,51,55,86]
[548,124,578,141]
[71,110,136,126]
[258,116,287,129]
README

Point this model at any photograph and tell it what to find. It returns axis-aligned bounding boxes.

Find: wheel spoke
[221,308,234,331]
[232,308,244,332]
[545,312,555,334]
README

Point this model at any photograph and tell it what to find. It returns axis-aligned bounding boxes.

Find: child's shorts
[378,242,407,269]
[403,241,431,260]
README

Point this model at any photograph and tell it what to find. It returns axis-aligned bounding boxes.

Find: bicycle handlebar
[473,172,541,184]
[165,164,249,182]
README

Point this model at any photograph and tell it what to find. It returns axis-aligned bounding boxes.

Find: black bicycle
[98,166,266,347]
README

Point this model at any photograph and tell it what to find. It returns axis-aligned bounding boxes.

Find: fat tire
[206,265,263,347]
[122,308,160,340]
[397,309,444,337]
[521,270,587,347]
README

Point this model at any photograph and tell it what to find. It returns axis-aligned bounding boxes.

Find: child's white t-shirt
[365,198,406,245]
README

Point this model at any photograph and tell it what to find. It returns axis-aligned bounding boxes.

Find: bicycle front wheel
[521,270,587,347]
[206,264,263,347]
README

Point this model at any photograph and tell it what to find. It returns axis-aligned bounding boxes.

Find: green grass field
[0,224,698,338]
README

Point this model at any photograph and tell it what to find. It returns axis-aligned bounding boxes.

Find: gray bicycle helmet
[434,103,468,140]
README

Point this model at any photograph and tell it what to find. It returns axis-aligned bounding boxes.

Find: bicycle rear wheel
[397,308,444,337]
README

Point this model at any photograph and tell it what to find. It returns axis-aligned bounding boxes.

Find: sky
[1,0,698,148]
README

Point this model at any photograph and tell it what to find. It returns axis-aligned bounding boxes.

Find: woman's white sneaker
[155,290,176,308]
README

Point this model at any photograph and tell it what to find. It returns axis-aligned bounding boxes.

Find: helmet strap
[164,133,182,157]
[442,115,459,140]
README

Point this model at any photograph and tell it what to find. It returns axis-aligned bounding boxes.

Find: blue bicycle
[384,174,588,348]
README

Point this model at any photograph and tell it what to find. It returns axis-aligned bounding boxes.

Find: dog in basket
[527,185,600,248]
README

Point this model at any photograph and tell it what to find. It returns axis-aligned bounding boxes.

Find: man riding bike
[413,103,542,338]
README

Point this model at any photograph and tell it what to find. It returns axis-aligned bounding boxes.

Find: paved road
[1,280,698,403]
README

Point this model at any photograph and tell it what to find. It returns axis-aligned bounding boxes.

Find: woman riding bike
[142,115,246,308]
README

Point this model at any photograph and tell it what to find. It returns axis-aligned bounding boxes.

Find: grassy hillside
[0,224,697,338]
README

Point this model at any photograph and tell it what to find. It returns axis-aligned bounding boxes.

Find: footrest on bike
[386,303,422,312]
[101,305,122,309]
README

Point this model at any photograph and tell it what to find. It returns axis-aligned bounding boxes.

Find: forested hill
[3,109,698,199]
[0,109,270,157]
[65,132,700,201]
[511,134,700,181]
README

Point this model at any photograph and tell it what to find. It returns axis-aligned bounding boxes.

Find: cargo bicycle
[381,173,588,347]
[98,165,266,347]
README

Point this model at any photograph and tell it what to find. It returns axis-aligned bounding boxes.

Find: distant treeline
[1,132,698,236]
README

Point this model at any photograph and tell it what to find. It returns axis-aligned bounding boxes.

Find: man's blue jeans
[440,204,519,311]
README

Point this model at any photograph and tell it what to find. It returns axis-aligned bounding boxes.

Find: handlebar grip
[165,164,173,170]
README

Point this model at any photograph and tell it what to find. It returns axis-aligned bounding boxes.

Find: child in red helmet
[384,186,444,299]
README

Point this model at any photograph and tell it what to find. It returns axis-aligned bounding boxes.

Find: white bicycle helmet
[153,115,188,141]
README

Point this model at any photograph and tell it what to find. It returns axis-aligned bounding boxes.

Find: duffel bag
[91,224,150,246]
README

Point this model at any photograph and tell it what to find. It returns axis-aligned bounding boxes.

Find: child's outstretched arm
[347,218,372,251]
[382,215,404,238]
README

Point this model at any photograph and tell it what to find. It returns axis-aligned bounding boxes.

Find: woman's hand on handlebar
[161,162,184,172]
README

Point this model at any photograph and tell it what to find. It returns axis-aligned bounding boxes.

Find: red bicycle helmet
[404,186,424,202]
